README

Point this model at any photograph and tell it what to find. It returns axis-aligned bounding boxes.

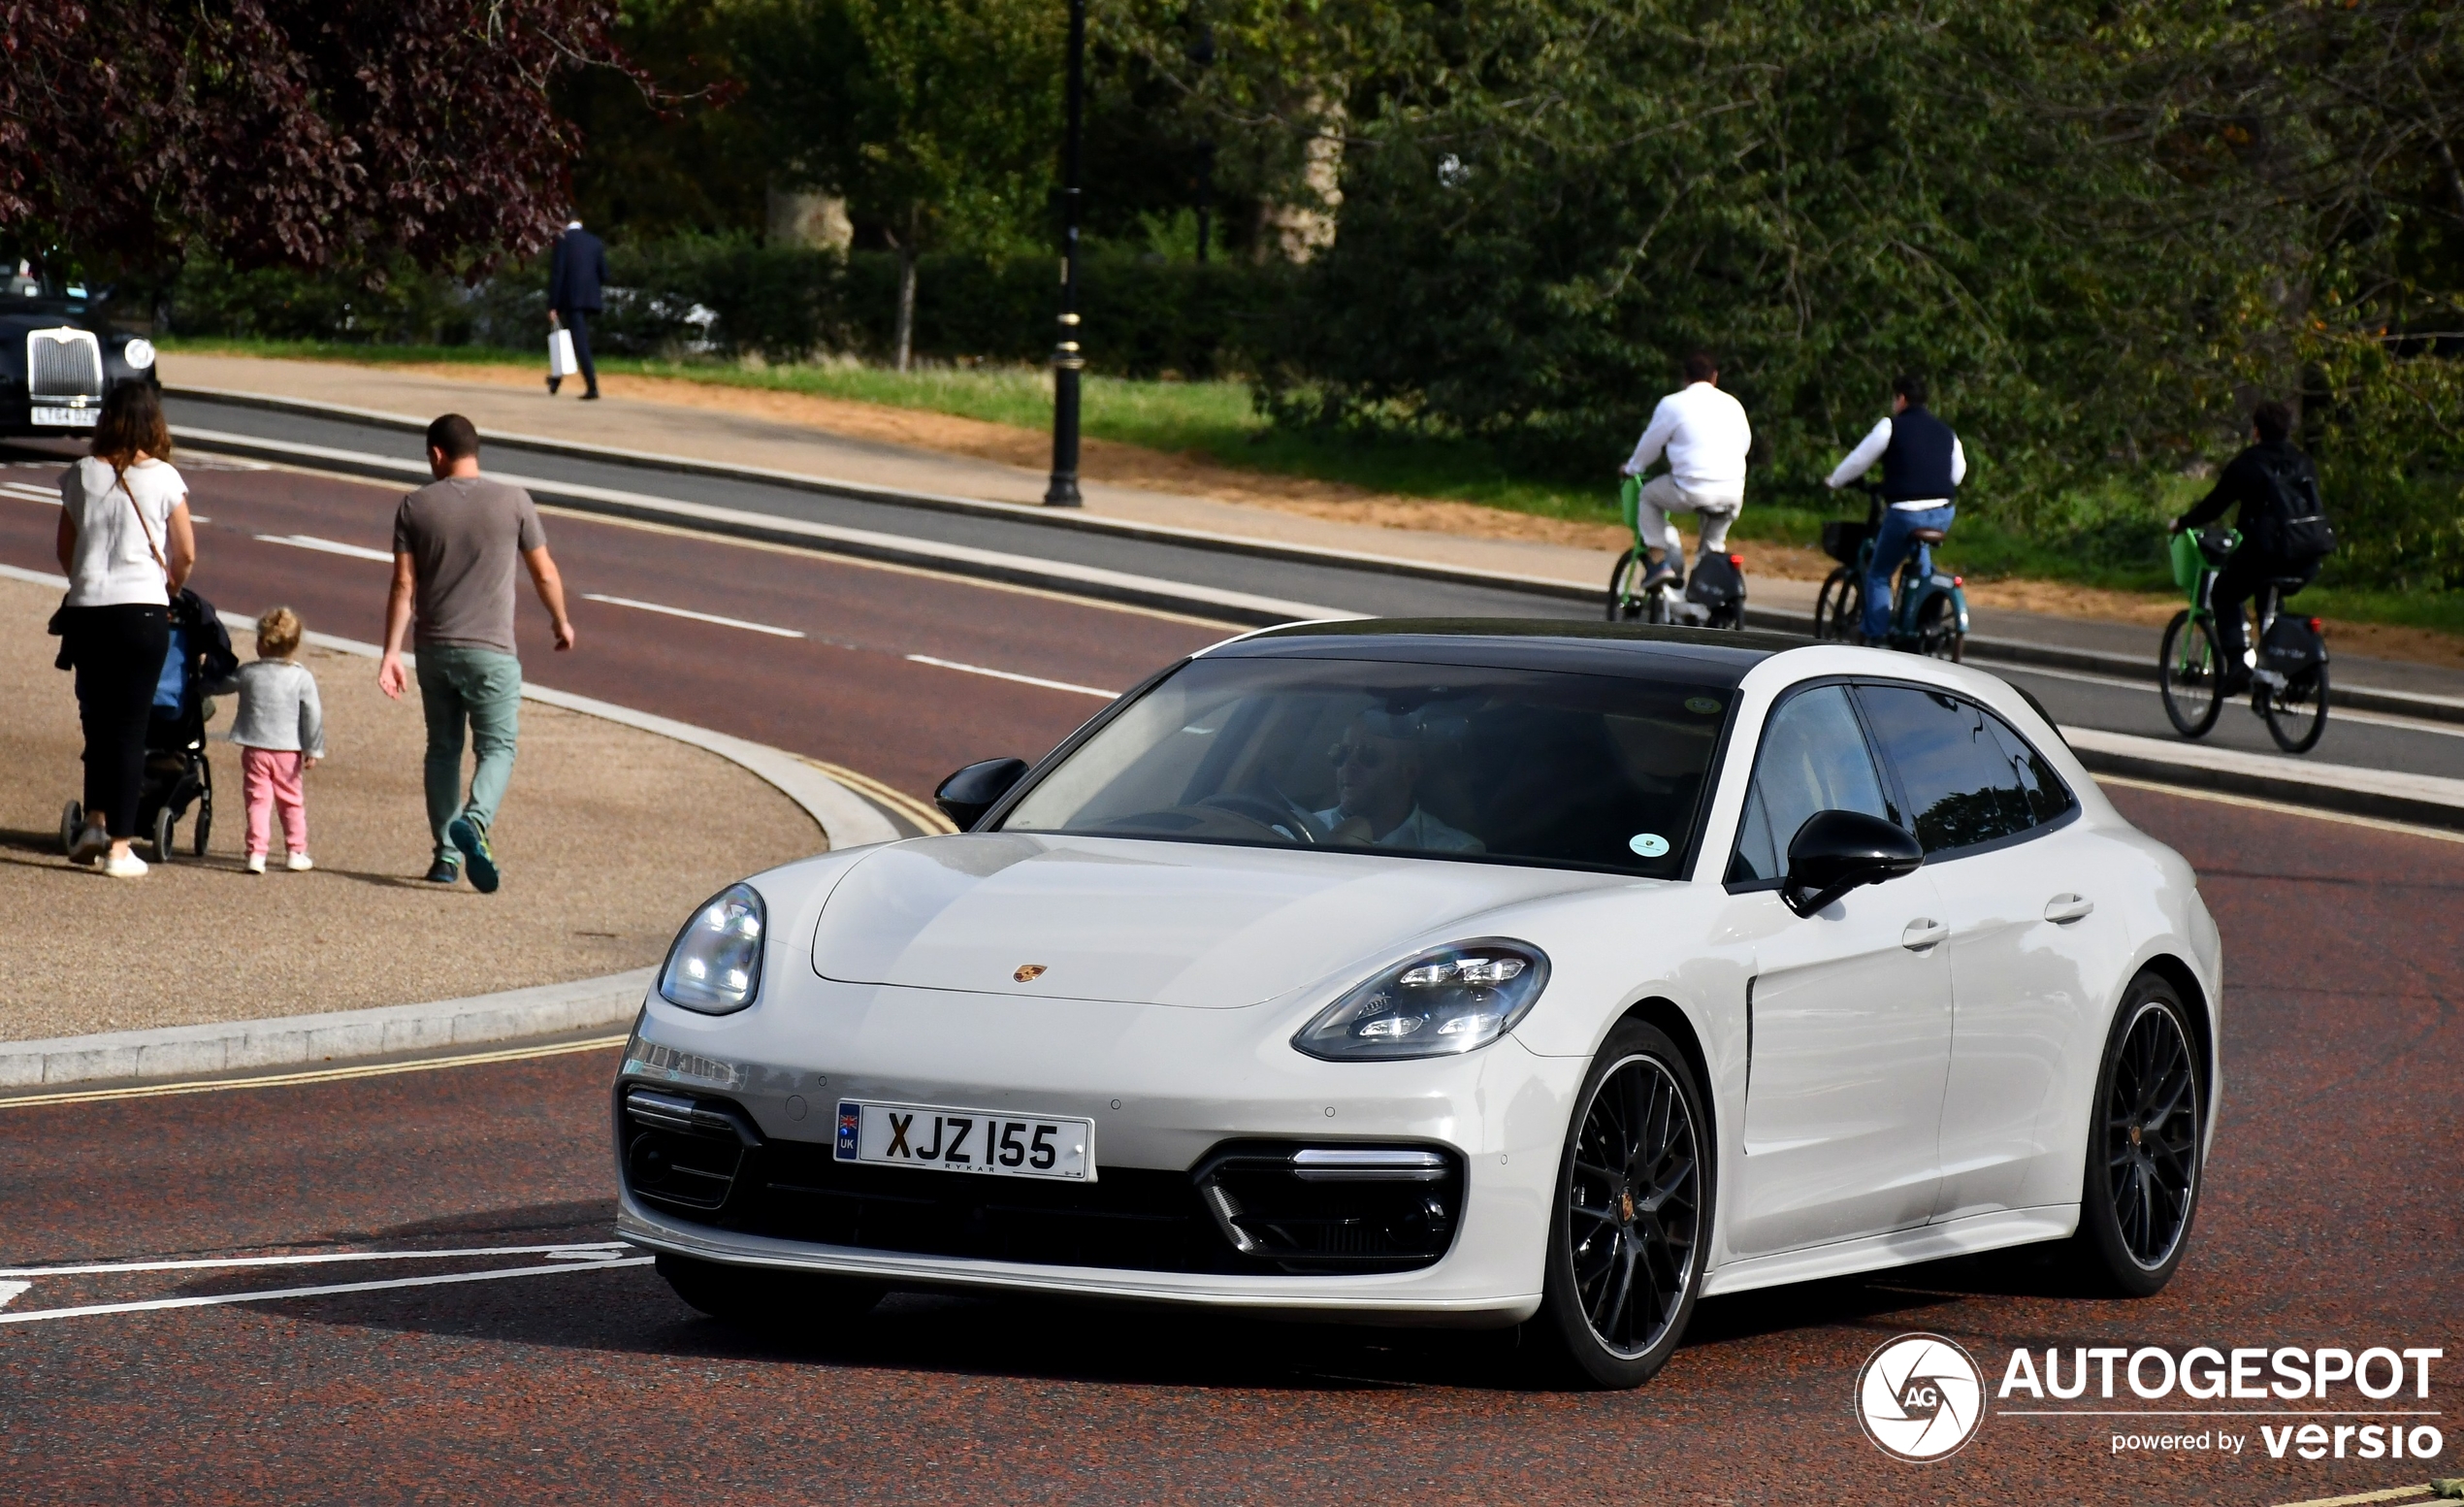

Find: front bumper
[612,981,1584,1324]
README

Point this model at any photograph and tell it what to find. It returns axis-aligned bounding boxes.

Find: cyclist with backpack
[2169,400,2335,696]
[1825,374,1965,644]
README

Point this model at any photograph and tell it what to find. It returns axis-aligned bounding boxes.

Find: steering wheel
[1195,792,1322,843]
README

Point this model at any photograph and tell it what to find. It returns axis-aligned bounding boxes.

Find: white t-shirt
[1622,381,1753,500]
[61,456,185,607]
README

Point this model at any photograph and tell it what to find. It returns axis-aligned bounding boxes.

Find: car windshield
[998,655,1731,877]
[3,260,88,303]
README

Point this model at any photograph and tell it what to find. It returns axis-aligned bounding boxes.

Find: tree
[731,0,1064,369]
[0,0,634,278]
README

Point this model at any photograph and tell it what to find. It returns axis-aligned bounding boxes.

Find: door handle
[1901,918,1948,952]
[2044,894,2095,924]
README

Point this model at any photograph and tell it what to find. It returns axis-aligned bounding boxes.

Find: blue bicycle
[1811,480,1970,660]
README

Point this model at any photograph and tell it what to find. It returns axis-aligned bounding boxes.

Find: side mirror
[933,757,1030,830]
[1783,809,1923,917]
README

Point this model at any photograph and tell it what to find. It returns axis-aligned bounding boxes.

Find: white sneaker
[285,852,314,872]
[103,850,149,879]
[245,854,267,874]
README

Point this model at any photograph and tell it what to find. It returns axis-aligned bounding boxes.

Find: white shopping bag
[548,328,578,378]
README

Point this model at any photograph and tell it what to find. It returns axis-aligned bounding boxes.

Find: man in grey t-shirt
[377,413,575,891]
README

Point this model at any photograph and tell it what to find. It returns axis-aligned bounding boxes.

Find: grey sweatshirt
[207,658,325,757]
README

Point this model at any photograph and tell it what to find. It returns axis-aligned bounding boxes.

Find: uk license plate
[32,407,97,426]
[835,1099,1093,1182]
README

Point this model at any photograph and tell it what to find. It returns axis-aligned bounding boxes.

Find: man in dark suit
[545,219,607,400]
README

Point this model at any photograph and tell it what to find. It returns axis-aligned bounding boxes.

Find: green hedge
[158,239,1288,380]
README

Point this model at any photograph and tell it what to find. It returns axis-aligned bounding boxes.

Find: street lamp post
[1043,0,1087,508]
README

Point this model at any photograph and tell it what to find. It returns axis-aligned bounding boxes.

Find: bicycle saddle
[1907,527,1948,544]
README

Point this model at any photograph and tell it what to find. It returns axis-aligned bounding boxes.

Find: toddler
[215,606,325,873]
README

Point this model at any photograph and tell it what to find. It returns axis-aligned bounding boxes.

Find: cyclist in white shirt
[1618,350,1753,592]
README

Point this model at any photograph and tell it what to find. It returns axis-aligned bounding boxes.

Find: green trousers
[416,646,521,864]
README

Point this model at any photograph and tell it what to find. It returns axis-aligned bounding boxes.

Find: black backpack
[2248,448,2336,562]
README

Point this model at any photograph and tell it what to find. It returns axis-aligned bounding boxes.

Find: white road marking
[579,592,805,639]
[253,533,395,563]
[0,1241,630,1279]
[0,1280,27,1310]
[904,654,1117,700]
[0,1257,655,1326]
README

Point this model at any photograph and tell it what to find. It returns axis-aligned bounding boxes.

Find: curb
[0,969,651,1091]
[2060,725,2464,831]
[168,384,2464,727]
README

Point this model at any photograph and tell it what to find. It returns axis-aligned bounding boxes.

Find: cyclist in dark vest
[2170,400,2326,696]
[1825,374,1966,642]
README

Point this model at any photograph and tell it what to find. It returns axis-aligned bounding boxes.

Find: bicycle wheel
[1914,594,1964,661]
[2157,610,2224,738]
[1813,569,1860,641]
[2261,661,2330,754]
[1605,547,1646,622]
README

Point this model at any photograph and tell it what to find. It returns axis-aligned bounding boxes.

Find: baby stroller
[59,589,238,863]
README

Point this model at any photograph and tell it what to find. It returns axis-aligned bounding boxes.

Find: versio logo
[1858,1333,1987,1461]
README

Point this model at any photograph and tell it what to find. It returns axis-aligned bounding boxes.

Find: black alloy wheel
[1537,1021,1709,1388]
[2069,974,2204,1296]
[2158,610,2225,738]
[1813,569,1861,642]
[2260,664,2330,754]
[656,1251,885,1335]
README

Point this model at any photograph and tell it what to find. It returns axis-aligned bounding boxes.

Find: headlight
[1293,939,1549,1061]
[120,338,156,371]
[658,882,765,1013]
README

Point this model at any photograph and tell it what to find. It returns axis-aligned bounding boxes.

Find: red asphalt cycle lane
[0,449,1228,803]
[1,453,2457,1504]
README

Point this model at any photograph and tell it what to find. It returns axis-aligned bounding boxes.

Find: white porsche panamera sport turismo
[614,621,2223,1387]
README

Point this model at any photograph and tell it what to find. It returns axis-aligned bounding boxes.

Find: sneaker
[245,854,267,874]
[286,852,314,872]
[447,815,500,894]
[423,857,463,885]
[103,849,148,879]
[580,389,601,402]
[1638,560,1684,592]
[2217,665,2253,698]
[547,376,562,396]
[70,824,109,866]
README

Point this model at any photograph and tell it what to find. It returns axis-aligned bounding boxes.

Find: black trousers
[556,305,598,392]
[62,604,169,837]
[2211,548,2319,659]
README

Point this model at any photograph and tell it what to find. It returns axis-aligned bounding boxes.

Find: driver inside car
[1311,711,1484,854]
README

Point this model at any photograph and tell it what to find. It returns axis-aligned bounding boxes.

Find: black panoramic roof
[1208,618,1803,689]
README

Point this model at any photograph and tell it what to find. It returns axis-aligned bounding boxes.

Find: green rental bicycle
[2158,528,2330,753]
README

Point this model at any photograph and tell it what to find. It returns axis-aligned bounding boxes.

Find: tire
[2067,974,2204,1297]
[1534,1020,1712,1389]
[1914,593,1963,661]
[1813,569,1861,642]
[152,806,177,865]
[1605,548,1646,622]
[2157,610,2225,739]
[60,800,82,857]
[193,789,212,858]
[656,1252,885,1333]
[2261,662,2329,754]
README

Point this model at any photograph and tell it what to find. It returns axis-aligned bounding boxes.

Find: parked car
[613,621,2223,1388]
[0,261,159,439]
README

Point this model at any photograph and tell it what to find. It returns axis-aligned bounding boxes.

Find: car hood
[809,833,1625,1007]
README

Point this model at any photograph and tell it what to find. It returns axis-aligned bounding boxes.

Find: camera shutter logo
[1857,1333,1986,1460]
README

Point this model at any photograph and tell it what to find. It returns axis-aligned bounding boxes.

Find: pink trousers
[240,746,308,858]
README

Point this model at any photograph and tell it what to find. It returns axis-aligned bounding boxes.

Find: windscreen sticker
[1629,833,1670,858]
[1685,697,1722,715]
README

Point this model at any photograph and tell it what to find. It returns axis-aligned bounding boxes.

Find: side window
[1856,685,2044,855]
[1988,713,2076,826]
[1727,685,1896,883]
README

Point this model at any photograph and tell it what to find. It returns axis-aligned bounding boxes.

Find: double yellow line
[805,755,957,835]
[0,1033,631,1111]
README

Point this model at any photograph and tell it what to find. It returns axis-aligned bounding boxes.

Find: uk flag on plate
[836,1101,860,1160]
